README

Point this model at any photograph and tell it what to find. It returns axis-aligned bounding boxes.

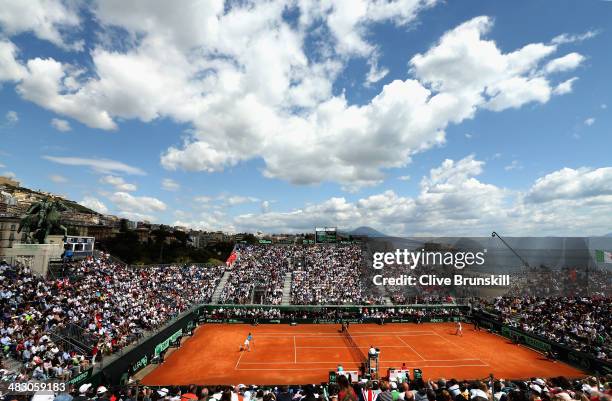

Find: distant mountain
[348,226,388,237]
[605,233,612,237]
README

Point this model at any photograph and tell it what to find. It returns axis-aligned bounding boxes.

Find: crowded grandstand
[0,241,610,392]
[0,256,224,382]
[48,375,612,401]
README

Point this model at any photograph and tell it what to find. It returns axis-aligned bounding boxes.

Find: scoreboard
[315,227,337,243]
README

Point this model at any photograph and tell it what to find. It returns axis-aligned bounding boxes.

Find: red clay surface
[142,323,586,385]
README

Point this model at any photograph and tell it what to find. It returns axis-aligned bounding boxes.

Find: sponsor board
[315,319,338,324]
[67,368,93,385]
[131,355,148,374]
[501,327,551,352]
[154,328,183,357]
[524,335,551,352]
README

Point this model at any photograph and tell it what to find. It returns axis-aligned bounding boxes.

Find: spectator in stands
[0,256,224,381]
[378,382,393,401]
[291,245,371,305]
[220,244,382,306]
[277,386,292,401]
[483,297,611,361]
[220,245,291,305]
[362,381,380,401]
[338,375,358,401]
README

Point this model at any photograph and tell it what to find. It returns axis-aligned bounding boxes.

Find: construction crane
[491,231,530,270]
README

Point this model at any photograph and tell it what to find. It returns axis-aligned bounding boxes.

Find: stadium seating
[0,256,224,381]
[60,374,612,401]
[1,246,610,384]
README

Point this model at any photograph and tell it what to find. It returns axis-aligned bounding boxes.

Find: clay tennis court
[142,323,586,385]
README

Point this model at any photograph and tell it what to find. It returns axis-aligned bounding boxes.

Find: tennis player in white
[455,321,463,337]
[240,332,254,352]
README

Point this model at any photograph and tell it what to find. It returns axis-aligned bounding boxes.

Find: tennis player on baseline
[455,321,463,337]
[240,332,254,352]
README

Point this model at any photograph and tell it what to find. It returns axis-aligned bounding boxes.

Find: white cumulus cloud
[3,110,18,126]
[49,174,67,183]
[161,178,180,191]
[43,156,145,175]
[0,40,26,82]
[100,175,137,192]
[50,118,71,132]
[0,3,590,189]
[526,167,612,204]
[0,0,83,50]
[231,157,612,236]
[553,77,578,95]
[544,53,585,74]
[551,30,598,45]
[109,191,167,215]
[79,196,108,214]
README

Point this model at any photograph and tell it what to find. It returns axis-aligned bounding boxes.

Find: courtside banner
[501,327,552,352]
[67,367,94,386]
[154,328,183,357]
[363,235,612,298]
[98,309,198,384]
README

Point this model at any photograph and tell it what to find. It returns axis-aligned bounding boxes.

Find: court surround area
[142,323,586,385]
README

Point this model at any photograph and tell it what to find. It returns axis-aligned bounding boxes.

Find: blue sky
[1,0,611,235]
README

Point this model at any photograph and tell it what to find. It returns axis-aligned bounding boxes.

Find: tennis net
[343,327,367,364]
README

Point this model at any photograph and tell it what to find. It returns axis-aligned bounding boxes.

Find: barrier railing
[76,303,611,387]
[93,250,129,266]
[74,305,202,387]
[76,303,469,386]
[200,301,470,309]
[472,311,612,377]
[128,262,219,269]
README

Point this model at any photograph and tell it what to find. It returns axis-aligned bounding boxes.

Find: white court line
[239,360,423,365]
[407,358,482,362]
[234,349,246,369]
[395,335,426,361]
[432,331,490,367]
[236,363,489,371]
[251,331,436,335]
[238,358,482,365]
[296,344,431,349]
[235,330,486,370]
[351,333,437,337]
[256,333,437,339]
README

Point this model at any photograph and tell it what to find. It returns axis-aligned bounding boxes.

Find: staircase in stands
[211,270,231,304]
[281,272,293,305]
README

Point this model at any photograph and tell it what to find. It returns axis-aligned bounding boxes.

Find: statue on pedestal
[17,197,68,244]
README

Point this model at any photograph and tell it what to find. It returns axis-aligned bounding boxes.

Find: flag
[595,250,612,263]
[226,250,238,267]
